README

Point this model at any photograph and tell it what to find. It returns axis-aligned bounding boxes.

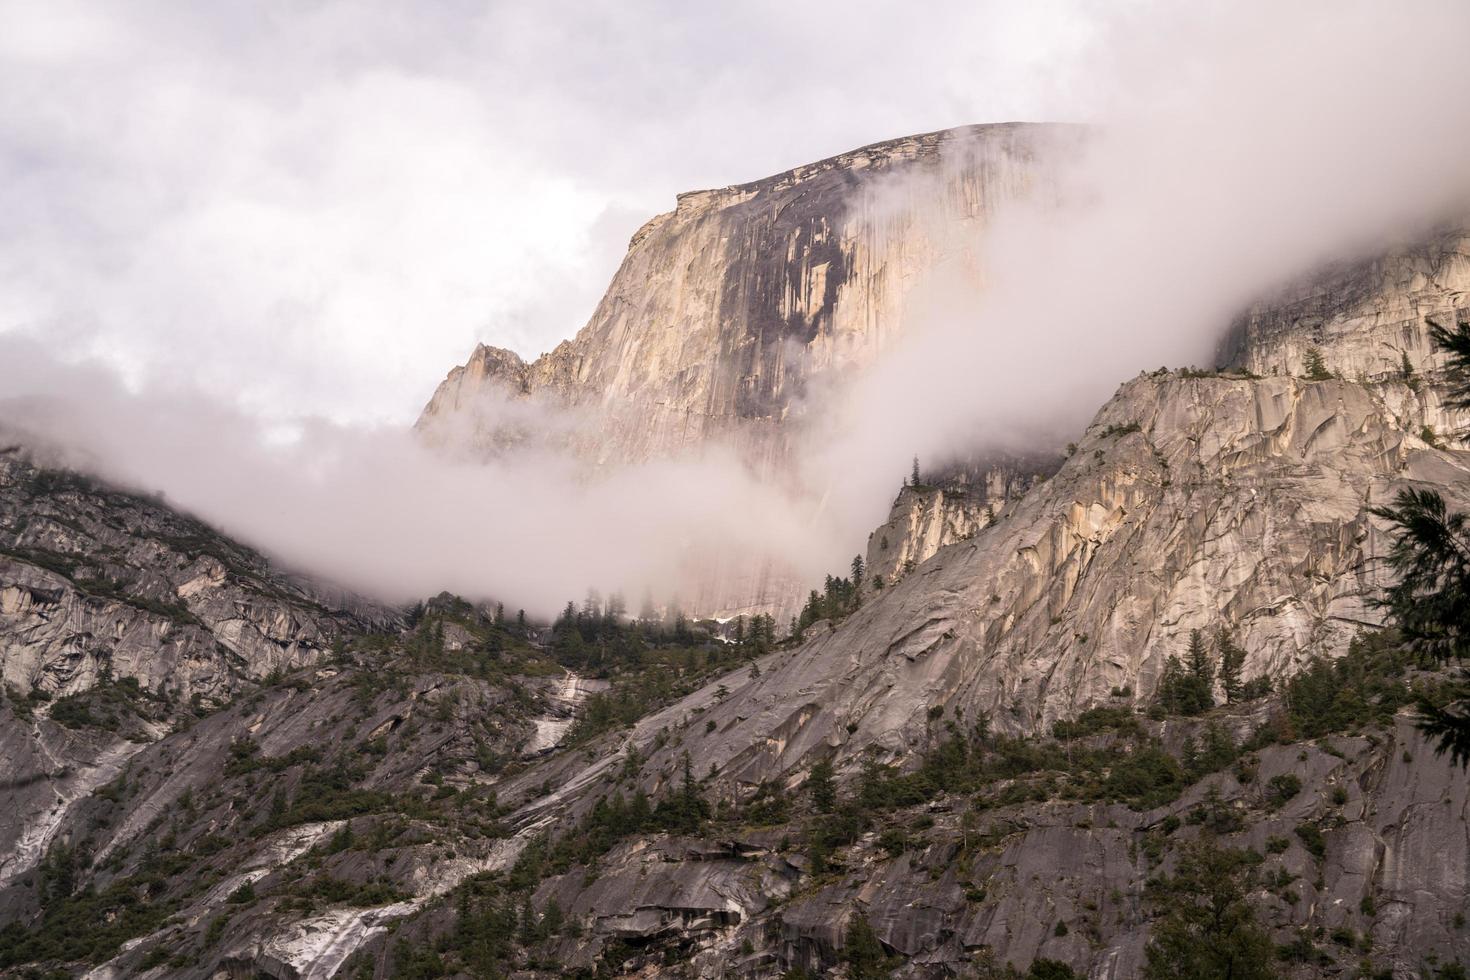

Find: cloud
[0,334,835,614]
[0,0,1092,426]
[799,0,1470,537]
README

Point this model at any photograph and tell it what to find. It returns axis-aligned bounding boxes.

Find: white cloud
[0,0,1093,424]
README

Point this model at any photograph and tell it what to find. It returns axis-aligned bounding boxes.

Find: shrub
[1265,774,1302,809]
[1294,823,1326,859]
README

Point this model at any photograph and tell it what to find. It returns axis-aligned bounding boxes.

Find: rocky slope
[0,449,399,897]
[0,372,1466,977]
[502,710,1470,980]
[489,364,1470,813]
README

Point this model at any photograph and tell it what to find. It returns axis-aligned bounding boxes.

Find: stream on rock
[524,669,604,756]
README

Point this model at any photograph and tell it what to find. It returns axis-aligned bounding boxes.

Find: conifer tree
[541,898,564,937]
[1143,838,1274,980]
[1154,654,1188,715]
[809,759,837,812]
[1183,629,1215,714]
[1371,317,1470,766]
[517,895,540,945]
[1303,345,1332,380]
[843,914,894,980]
[1216,629,1246,703]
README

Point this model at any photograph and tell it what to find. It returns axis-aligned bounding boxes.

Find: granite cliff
[417,124,1075,619]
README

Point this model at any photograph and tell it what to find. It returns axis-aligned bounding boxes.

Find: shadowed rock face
[510,716,1469,979]
[0,450,394,900]
[0,451,388,705]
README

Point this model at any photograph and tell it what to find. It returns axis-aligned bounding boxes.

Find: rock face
[510,715,1470,980]
[0,451,388,705]
[419,123,1069,467]
[499,368,1470,819]
[0,450,392,895]
[1229,227,1470,387]
[418,124,1075,618]
[864,455,1060,591]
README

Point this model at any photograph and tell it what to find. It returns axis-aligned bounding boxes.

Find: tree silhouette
[1370,317,1470,766]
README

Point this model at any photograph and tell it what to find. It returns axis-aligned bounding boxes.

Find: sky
[0,0,1096,426]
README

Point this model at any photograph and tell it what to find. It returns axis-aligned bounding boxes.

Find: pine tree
[1429,317,1470,412]
[809,759,837,812]
[1373,486,1470,765]
[541,898,564,936]
[494,602,505,626]
[1361,320,1470,765]
[1143,838,1274,980]
[517,895,540,945]
[1303,346,1333,381]
[843,913,893,980]
[911,455,922,488]
[629,788,652,827]
[1402,350,1422,392]
[653,751,710,834]
[1154,654,1188,715]
[1216,629,1246,703]
[1183,629,1215,714]
[851,554,865,591]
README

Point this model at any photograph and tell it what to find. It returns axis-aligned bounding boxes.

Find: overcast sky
[0,0,1098,426]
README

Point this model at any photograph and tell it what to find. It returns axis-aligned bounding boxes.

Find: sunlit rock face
[417,124,1076,617]
[851,224,1470,624]
[863,454,1060,592]
[420,123,1070,464]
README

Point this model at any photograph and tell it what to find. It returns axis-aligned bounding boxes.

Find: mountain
[417,123,1076,620]
[418,123,1068,465]
[2,131,1470,979]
